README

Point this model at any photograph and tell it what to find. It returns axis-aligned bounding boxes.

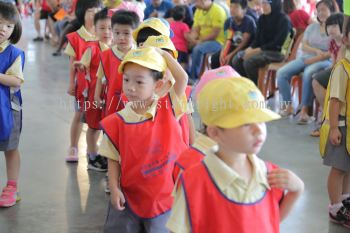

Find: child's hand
[329,127,342,146]
[268,168,304,193]
[67,83,75,96]
[73,62,87,73]
[111,188,126,210]
[94,96,103,109]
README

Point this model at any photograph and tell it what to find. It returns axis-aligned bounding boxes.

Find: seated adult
[283,0,313,35]
[188,0,227,80]
[247,0,261,23]
[144,0,173,18]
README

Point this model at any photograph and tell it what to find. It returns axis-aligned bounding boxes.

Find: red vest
[99,49,124,119]
[173,146,205,182]
[178,86,192,145]
[85,42,104,129]
[181,162,283,233]
[66,31,97,110]
[100,94,188,218]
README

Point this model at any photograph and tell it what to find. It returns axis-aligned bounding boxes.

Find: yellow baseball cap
[143,35,178,59]
[132,17,174,40]
[118,47,167,73]
[197,78,280,128]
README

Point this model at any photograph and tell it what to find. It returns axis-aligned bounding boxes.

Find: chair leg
[258,66,269,99]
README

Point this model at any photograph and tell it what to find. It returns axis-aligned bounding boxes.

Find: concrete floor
[0,18,349,233]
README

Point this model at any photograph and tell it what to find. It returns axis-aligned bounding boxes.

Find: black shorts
[177,51,189,64]
[39,10,50,19]
[312,68,332,89]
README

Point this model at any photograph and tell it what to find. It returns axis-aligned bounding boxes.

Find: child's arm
[0,74,22,88]
[67,57,76,96]
[304,51,331,65]
[108,159,126,210]
[188,115,195,145]
[268,168,304,222]
[329,98,342,145]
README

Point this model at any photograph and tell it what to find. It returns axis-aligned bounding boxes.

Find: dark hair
[283,0,296,14]
[94,7,109,25]
[136,27,161,45]
[325,13,344,36]
[111,10,140,29]
[172,6,186,21]
[0,2,21,44]
[316,0,336,15]
[230,0,248,9]
[75,0,102,26]
[345,14,350,38]
[150,69,163,81]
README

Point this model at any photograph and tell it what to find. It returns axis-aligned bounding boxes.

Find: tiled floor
[0,18,349,233]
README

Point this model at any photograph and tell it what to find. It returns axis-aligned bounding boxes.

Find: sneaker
[297,115,315,125]
[104,174,110,194]
[343,197,350,209]
[66,147,79,163]
[329,206,350,225]
[33,36,44,42]
[279,109,293,118]
[52,51,62,56]
[0,185,20,208]
[88,155,107,172]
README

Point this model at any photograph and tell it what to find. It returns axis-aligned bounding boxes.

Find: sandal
[65,147,79,163]
[310,128,320,137]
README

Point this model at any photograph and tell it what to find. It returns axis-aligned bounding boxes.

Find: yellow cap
[118,47,167,73]
[132,17,173,40]
[143,35,178,59]
[197,78,280,128]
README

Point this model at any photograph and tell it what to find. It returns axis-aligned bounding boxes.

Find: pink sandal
[65,147,79,163]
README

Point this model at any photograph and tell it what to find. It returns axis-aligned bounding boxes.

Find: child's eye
[123,78,129,82]
[137,81,143,85]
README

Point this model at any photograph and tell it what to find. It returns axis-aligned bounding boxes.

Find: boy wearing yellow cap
[99,47,189,233]
[167,77,304,233]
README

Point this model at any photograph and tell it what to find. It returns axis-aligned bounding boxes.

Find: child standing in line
[64,0,102,165]
[99,47,188,232]
[319,18,350,229]
[94,10,139,118]
[0,2,25,208]
[167,77,304,233]
[72,7,112,171]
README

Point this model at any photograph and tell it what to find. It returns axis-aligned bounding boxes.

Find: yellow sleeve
[329,64,348,103]
[99,134,120,161]
[193,10,200,28]
[211,4,226,28]
[5,56,24,82]
[166,185,191,233]
[169,87,188,119]
[97,61,105,80]
[344,0,350,16]
[79,47,92,67]
[64,42,76,58]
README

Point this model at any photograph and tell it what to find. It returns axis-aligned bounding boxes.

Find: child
[0,2,25,208]
[95,10,139,118]
[169,6,190,70]
[167,77,304,233]
[319,18,350,229]
[64,0,104,167]
[99,47,188,232]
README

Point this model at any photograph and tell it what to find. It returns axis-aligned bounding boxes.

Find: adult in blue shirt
[144,0,174,19]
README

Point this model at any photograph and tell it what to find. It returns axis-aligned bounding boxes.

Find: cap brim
[214,108,280,129]
[119,58,164,73]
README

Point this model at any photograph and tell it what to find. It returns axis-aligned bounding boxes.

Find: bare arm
[302,41,323,55]
[0,74,22,87]
[67,57,76,96]
[227,32,251,58]
[108,159,126,210]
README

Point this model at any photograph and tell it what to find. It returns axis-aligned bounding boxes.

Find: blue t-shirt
[246,7,259,24]
[144,0,174,19]
[223,15,256,48]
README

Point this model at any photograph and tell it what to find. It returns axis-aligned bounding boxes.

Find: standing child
[0,2,25,208]
[169,6,190,70]
[319,18,350,229]
[94,10,139,118]
[99,47,188,232]
[63,0,102,165]
[167,77,304,233]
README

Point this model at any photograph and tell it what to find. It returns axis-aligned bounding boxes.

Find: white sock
[329,202,343,216]
[342,193,350,201]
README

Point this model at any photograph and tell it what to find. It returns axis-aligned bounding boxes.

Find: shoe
[65,147,79,163]
[329,206,350,227]
[52,51,62,56]
[297,115,314,125]
[0,185,20,208]
[310,128,320,137]
[104,174,110,194]
[87,155,107,172]
[33,36,44,42]
[279,109,293,118]
[343,197,350,209]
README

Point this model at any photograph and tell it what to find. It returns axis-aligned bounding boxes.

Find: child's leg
[86,127,100,155]
[69,111,83,154]
[342,172,350,198]
[86,128,106,171]
[5,149,20,183]
[328,167,346,215]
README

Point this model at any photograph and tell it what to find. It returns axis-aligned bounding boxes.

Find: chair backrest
[281,28,296,58]
[286,32,304,62]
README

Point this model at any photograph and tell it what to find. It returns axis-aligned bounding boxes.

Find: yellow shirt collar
[123,95,159,121]
[0,40,10,52]
[77,26,96,41]
[99,41,110,51]
[112,43,136,60]
[204,153,270,192]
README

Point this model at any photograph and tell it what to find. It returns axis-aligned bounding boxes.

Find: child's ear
[206,126,220,143]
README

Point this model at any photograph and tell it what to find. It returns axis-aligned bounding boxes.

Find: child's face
[230,3,244,18]
[210,123,267,155]
[122,63,161,103]
[84,7,100,26]
[0,17,14,44]
[326,24,341,39]
[95,18,112,45]
[317,3,331,24]
[113,24,134,51]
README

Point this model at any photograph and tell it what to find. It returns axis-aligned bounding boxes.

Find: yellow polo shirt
[167,153,270,233]
[64,26,96,58]
[193,2,227,45]
[0,40,24,82]
[99,87,188,161]
[344,0,350,16]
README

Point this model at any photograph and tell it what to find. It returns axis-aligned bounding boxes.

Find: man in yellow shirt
[188,0,227,80]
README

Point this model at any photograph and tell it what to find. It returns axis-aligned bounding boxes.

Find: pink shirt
[170,21,190,53]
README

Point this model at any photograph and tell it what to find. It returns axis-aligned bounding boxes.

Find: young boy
[167,77,304,233]
[94,10,139,118]
[99,46,189,232]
